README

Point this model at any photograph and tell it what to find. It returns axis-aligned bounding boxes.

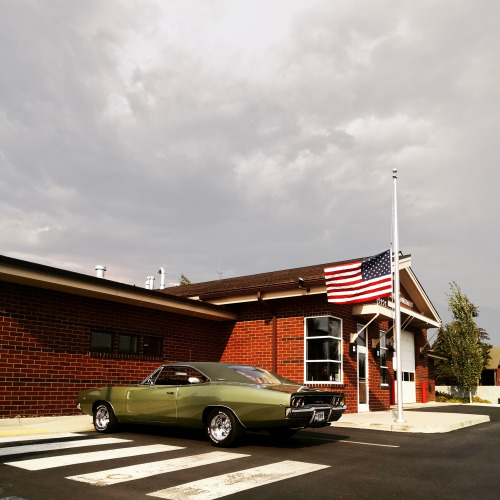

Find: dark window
[380,329,389,385]
[118,334,138,354]
[143,336,162,356]
[91,331,113,351]
[90,329,162,358]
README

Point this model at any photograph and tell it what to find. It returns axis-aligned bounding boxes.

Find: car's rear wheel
[206,408,243,447]
[93,402,119,433]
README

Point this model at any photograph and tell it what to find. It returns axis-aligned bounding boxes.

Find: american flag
[324,250,393,304]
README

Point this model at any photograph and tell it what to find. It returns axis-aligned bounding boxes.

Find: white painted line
[297,436,399,448]
[341,440,399,448]
[0,437,132,457]
[147,460,330,499]
[6,444,183,470]
[0,433,83,444]
[66,451,250,486]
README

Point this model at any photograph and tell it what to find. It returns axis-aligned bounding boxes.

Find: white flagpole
[393,168,405,423]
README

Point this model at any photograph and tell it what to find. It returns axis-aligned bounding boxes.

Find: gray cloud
[1,0,499,343]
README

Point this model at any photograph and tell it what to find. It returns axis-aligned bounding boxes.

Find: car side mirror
[188,377,201,384]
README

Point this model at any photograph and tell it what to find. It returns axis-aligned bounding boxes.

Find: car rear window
[228,365,280,384]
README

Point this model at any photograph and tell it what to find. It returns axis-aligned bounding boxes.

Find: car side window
[154,366,207,385]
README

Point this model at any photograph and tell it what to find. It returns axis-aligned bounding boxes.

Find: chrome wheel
[93,403,118,433]
[94,405,110,431]
[210,412,232,441]
[206,409,243,447]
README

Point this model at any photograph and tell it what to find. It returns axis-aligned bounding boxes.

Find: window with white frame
[304,316,342,383]
[380,329,389,385]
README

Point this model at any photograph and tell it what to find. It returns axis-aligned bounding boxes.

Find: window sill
[88,351,162,362]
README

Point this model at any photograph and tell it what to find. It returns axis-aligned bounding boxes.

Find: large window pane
[306,362,341,382]
[118,334,138,354]
[91,331,112,351]
[307,338,340,360]
[143,336,162,356]
[306,317,341,338]
[306,317,329,337]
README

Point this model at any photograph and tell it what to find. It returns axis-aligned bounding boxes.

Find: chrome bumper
[285,405,346,425]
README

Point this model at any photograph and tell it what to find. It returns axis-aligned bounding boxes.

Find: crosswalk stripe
[0,437,131,457]
[66,451,250,486]
[147,460,330,499]
[0,433,83,444]
[5,444,184,470]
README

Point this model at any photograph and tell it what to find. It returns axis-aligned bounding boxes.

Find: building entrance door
[357,324,369,412]
[393,330,416,404]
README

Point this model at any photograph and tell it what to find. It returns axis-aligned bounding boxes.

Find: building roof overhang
[424,349,448,361]
[0,255,237,322]
[352,301,441,330]
[174,254,441,330]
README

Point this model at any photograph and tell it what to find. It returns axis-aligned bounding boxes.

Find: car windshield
[229,365,280,384]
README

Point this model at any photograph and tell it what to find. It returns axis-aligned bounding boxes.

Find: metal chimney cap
[95,265,107,278]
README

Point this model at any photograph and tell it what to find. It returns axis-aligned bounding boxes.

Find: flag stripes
[325,250,392,304]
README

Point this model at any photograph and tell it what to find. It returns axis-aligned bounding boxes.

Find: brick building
[0,253,441,418]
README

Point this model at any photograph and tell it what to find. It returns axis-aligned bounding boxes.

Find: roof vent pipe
[145,276,155,290]
[95,265,106,278]
[158,267,166,289]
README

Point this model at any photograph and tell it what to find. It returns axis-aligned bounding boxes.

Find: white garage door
[394,330,416,404]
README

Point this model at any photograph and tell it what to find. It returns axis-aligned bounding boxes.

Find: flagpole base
[394,418,406,424]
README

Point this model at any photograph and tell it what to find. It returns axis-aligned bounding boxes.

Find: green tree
[434,283,491,401]
[179,274,191,286]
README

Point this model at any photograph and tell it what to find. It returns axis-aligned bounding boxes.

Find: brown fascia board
[163,255,397,300]
[0,255,236,322]
[197,277,326,300]
[164,253,416,305]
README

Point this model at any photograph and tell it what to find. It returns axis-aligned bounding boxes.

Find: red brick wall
[0,282,231,417]
[1,280,435,417]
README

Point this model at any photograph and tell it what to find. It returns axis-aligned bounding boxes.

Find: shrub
[435,392,491,404]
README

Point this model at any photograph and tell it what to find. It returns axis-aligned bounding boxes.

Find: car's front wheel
[93,402,119,433]
[206,408,243,447]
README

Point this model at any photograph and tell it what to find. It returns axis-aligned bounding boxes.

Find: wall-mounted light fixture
[298,277,310,293]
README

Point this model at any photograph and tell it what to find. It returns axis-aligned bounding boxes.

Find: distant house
[480,347,500,386]
[0,253,441,418]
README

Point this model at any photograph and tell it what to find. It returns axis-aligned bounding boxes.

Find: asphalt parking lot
[0,405,498,500]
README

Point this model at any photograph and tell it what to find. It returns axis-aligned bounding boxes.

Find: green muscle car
[77,362,346,447]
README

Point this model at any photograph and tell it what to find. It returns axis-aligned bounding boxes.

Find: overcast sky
[1,1,499,345]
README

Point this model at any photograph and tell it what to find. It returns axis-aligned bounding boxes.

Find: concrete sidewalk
[329,403,491,433]
[0,415,94,439]
[0,403,493,438]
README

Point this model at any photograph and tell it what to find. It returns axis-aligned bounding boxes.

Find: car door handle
[166,391,175,395]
